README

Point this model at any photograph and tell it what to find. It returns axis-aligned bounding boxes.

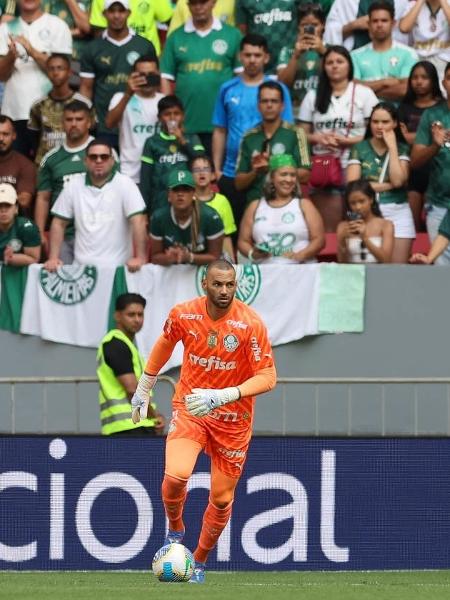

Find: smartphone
[255,242,271,253]
[144,73,161,87]
[347,211,363,221]
[261,139,270,153]
[303,24,316,35]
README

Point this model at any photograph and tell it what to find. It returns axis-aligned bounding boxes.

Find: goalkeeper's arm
[131,335,177,423]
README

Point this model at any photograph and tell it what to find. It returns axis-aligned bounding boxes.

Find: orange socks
[193,500,233,564]
[161,473,188,532]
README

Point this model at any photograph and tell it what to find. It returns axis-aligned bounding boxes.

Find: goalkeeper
[131,258,276,583]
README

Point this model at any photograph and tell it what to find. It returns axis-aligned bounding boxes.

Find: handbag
[309,83,356,189]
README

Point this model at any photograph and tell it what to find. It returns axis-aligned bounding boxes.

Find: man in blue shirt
[212,33,293,228]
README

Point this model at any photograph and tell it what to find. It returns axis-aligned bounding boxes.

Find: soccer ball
[152,543,195,582]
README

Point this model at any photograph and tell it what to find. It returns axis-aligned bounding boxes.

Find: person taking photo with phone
[105,55,164,185]
[277,3,327,111]
[337,178,394,263]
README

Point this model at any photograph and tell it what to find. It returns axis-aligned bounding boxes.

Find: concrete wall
[1,265,449,435]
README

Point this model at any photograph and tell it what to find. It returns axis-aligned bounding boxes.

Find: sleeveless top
[252,197,314,264]
[347,236,382,264]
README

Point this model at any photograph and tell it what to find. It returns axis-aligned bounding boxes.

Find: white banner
[20,264,117,346]
[126,264,321,372]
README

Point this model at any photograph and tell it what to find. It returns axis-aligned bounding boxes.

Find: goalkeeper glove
[131,373,157,424]
[185,387,240,417]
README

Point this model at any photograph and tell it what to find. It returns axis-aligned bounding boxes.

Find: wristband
[248,248,254,262]
[189,252,194,264]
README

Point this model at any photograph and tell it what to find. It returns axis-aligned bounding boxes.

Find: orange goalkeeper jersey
[162,296,274,422]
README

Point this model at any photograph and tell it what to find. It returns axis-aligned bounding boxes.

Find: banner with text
[0,264,365,369]
[0,437,449,571]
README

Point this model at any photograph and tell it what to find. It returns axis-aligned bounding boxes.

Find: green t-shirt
[351,42,418,83]
[202,192,236,235]
[348,139,410,204]
[150,203,224,251]
[43,0,91,61]
[438,209,450,239]
[277,47,321,109]
[160,22,241,134]
[89,0,173,55]
[140,131,204,214]
[0,216,40,260]
[236,0,298,73]
[236,122,311,203]
[80,33,156,135]
[38,139,94,238]
[415,103,450,208]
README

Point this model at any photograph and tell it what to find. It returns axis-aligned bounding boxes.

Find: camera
[347,211,363,221]
[303,24,316,35]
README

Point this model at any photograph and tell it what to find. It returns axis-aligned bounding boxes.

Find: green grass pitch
[1,570,450,600]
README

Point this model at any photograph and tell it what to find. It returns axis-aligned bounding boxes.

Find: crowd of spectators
[1,0,450,269]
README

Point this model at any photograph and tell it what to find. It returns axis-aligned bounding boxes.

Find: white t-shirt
[297,82,378,167]
[108,91,164,183]
[52,171,146,267]
[0,14,72,120]
[401,0,450,61]
[252,197,314,264]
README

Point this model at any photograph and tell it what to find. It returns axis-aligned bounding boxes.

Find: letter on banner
[241,473,308,563]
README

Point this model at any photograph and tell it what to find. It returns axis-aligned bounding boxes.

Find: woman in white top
[238,154,325,264]
[399,0,450,84]
[337,179,394,263]
[297,45,379,232]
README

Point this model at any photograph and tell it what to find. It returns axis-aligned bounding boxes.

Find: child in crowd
[139,95,205,215]
[337,179,394,264]
[191,155,236,261]
[27,53,92,165]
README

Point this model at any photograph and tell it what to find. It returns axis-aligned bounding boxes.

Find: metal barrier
[1,376,450,435]
[276,377,450,436]
[0,375,177,435]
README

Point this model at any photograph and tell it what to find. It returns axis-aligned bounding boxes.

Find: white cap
[0,183,17,205]
[104,0,129,10]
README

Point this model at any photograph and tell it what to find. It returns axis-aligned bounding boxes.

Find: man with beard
[79,0,156,149]
[235,80,310,204]
[131,259,276,583]
[0,115,37,218]
[34,99,94,261]
[351,1,418,102]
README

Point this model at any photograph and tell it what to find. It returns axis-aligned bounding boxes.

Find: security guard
[97,293,164,435]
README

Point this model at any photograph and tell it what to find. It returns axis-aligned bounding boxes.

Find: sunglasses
[86,153,112,162]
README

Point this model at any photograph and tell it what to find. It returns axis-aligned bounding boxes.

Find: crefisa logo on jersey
[223,333,239,352]
[195,265,261,305]
[39,265,97,305]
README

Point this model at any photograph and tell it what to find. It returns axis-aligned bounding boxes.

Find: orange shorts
[166,408,252,479]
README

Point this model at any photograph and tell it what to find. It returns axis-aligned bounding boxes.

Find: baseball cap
[0,183,17,205]
[168,170,195,189]
[104,0,129,10]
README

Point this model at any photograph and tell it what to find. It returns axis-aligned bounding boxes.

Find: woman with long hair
[238,154,325,264]
[297,45,378,232]
[337,179,394,263]
[398,60,444,230]
[347,102,414,263]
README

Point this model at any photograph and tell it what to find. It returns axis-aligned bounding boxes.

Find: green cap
[268,154,297,172]
[168,169,195,189]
